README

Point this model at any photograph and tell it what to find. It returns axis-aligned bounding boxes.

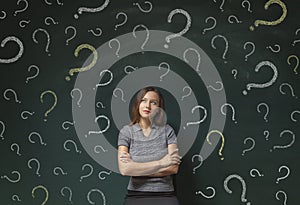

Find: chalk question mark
[0,36,24,64]
[243,61,278,95]
[242,137,255,156]
[66,44,98,81]
[28,158,41,177]
[32,28,51,56]
[14,0,29,16]
[287,54,299,74]
[202,16,217,34]
[87,189,106,205]
[114,12,127,30]
[74,0,110,19]
[276,165,290,184]
[28,131,47,146]
[80,163,93,182]
[276,190,288,205]
[1,170,21,183]
[250,0,287,31]
[63,139,82,154]
[3,88,21,103]
[165,9,192,48]
[243,41,255,61]
[40,90,57,121]
[181,86,192,100]
[158,62,170,81]
[98,170,112,180]
[195,186,216,199]
[0,120,5,140]
[61,186,73,203]
[133,24,150,50]
[224,174,251,205]
[32,185,49,205]
[211,34,229,63]
[26,65,40,83]
[183,48,201,73]
[271,130,295,151]
[88,115,111,135]
[113,88,126,102]
[65,25,77,45]
[206,130,225,160]
[191,154,203,174]
[133,1,153,13]
[184,105,207,129]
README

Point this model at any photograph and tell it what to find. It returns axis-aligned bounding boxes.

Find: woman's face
[138,91,160,120]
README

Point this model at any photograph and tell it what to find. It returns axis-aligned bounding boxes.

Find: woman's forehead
[142,91,159,100]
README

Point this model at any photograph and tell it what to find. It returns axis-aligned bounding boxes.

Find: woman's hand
[119,151,132,163]
[159,149,181,168]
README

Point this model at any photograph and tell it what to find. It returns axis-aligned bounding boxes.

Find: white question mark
[132,24,150,50]
[228,14,242,24]
[184,105,207,129]
[250,168,264,177]
[276,190,288,205]
[195,186,216,198]
[214,0,226,12]
[65,25,77,45]
[70,88,83,107]
[94,69,114,90]
[224,174,251,205]
[88,115,110,135]
[0,120,5,140]
[221,103,237,124]
[243,41,255,61]
[211,34,229,63]
[181,86,192,101]
[279,83,297,98]
[0,11,6,19]
[28,131,47,146]
[94,145,108,153]
[242,137,255,156]
[61,186,73,203]
[287,54,299,74]
[113,88,126,102]
[264,130,270,140]
[63,139,82,154]
[53,166,67,176]
[207,81,224,92]
[0,36,24,64]
[164,9,192,48]
[124,65,137,74]
[10,143,21,156]
[26,64,40,83]
[12,194,22,202]
[276,165,290,184]
[3,88,21,103]
[80,163,94,182]
[98,170,112,180]
[44,16,58,26]
[257,102,269,122]
[87,189,106,205]
[74,0,110,19]
[88,27,103,37]
[1,171,21,183]
[266,44,281,53]
[292,28,300,46]
[191,154,203,174]
[62,120,75,130]
[96,101,106,109]
[241,0,252,13]
[158,62,170,81]
[114,12,128,30]
[243,61,278,95]
[21,110,35,120]
[32,28,51,56]
[109,38,121,57]
[19,19,31,28]
[14,0,29,16]
[27,158,41,177]
[290,110,300,122]
[133,1,153,13]
[202,16,217,34]
[232,69,238,79]
[271,130,295,151]
[183,48,201,73]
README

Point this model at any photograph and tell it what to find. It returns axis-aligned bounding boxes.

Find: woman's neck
[138,119,151,129]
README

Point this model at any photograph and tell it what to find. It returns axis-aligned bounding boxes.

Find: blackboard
[0,0,299,204]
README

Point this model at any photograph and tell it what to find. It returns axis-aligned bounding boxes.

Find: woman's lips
[143,110,150,114]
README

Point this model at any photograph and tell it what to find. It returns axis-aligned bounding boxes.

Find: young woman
[118,86,181,205]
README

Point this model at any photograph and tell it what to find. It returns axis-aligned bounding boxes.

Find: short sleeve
[118,125,131,147]
[166,124,177,145]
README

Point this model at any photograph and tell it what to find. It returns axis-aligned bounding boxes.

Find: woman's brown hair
[130,86,165,126]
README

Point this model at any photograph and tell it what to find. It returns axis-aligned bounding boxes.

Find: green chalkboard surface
[0,0,299,204]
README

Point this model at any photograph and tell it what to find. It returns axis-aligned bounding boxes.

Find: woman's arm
[118,145,181,176]
[147,144,180,177]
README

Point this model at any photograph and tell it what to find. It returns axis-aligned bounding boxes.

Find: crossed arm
[118,144,181,177]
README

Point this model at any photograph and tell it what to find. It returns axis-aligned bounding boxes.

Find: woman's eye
[151,101,157,105]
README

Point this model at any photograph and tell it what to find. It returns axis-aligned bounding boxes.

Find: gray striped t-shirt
[118,123,177,192]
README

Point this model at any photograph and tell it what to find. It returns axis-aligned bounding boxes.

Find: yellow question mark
[249,0,287,31]
[287,55,299,74]
[40,90,57,121]
[206,130,225,160]
[66,43,98,81]
[32,185,49,205]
